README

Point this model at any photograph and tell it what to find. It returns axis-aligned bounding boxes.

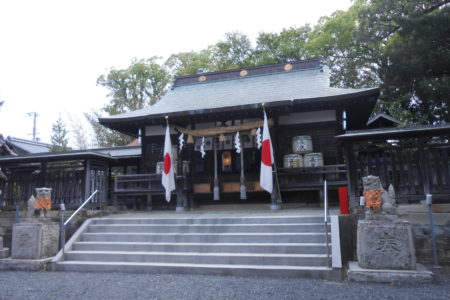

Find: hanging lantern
[250,128,257,136]
[187,134,194,144]
[219,134,226,142]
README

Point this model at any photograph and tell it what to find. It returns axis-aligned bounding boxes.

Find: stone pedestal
[357,217,416,270]
[11,221,59,259]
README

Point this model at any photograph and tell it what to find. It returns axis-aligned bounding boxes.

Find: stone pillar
[0,227,9,258]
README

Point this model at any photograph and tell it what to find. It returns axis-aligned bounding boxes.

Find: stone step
[80,232,330,243]
[64,251,330,266]
[86,223,328,234]
[93,216,327,225]
[72,241,330,254]
[56,261,339,279]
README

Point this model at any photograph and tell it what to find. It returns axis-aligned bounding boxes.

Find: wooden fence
[352,138,450,203]
[0,160,108,209]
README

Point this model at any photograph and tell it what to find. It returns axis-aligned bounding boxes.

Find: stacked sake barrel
[283,136,323,168]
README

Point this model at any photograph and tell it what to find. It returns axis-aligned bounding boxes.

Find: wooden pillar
[188,123,196,210]
[41,162,47,187]
[139,126,145,173]
[84,159,91,206]
[344,142,359,213]
[187,142,195,210]
[270,116,281,210]
[418,137,431,195]
[176,154,184,211]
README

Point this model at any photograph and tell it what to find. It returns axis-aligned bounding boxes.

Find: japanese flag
[259,111,273,193]
[162,124,175,202]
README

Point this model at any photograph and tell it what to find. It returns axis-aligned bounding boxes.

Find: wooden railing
[277,164,347,191]
[113,173,163,193]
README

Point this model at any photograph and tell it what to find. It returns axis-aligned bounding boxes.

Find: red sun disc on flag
[261,139,272,166]
[163,153,171,174]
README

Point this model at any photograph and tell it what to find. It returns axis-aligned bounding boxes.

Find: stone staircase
[54,215,341,279]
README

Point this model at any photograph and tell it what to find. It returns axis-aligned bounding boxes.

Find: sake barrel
[304,152,323,167]
[283,154,303,168]
[292,136,313,154]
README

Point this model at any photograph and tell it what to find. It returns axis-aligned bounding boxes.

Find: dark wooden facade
[134,104,367,209]
[337,125,450,211]
[0,152,112,210]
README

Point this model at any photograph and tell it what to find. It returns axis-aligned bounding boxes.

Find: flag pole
[262,105,282,207]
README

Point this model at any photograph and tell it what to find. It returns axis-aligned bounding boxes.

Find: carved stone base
[357,218,415,270]
[348,261,433,283]
[11,222,59,259]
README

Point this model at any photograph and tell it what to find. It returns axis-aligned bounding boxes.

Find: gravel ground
[0,268,449,300]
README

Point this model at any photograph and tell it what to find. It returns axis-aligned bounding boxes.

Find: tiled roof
[92,146,141,158]
[99,59,378,124]
[6,136,51,154]
[0,145,141,163]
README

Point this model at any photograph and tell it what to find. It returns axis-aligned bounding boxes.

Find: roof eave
[336,125,450,141]
[0,151,117,164]
[99,88,379,125]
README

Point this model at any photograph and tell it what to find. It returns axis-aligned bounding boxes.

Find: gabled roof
[99,58,379,129]
[367,113,399,128]
[6,136,51,154]
[0,134,17,156]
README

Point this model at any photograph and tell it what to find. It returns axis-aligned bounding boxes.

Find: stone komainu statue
[362,175,396,215]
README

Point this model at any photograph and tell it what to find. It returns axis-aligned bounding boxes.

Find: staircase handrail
[63,190,99,226]
[59,190,99,259]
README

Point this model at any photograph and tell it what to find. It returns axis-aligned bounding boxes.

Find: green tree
[50,116,69,152]
[357,0,450,123]
[166,48,216,76]
[88,57,171,147]
[97,57,171,112]
[85,111,134,147]
[212,32,256,70]
[307,2,380,88]
[255,25,312,65]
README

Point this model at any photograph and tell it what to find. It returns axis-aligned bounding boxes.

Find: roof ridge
[172,58,323,88]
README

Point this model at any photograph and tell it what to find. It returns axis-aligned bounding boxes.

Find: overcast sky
[0,0,352,146]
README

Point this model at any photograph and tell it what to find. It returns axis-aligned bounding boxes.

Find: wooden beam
[344,142,359,213]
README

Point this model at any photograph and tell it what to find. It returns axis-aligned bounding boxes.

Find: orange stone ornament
[34,197,51,210]
[363,190,384,209]
[34,188,52,210]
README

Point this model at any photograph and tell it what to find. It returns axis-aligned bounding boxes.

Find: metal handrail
[59,190,99,259]
[324,180,331,267]
[64,190,99,226]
